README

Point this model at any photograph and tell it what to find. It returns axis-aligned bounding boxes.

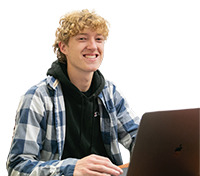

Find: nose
[87,38,97,50]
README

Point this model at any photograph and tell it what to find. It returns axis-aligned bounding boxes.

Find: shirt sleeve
[6,85,77,176]
[112,82,141,152]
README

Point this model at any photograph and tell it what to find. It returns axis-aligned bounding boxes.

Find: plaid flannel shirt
[6,76,140,176]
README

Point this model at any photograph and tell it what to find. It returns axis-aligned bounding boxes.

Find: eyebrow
[77,33,87,35]
[77,33,103,36]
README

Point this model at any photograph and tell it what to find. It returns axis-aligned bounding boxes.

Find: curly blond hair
[53,9,110,63]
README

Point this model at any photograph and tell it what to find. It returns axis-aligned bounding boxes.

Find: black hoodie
[47,60,110,160]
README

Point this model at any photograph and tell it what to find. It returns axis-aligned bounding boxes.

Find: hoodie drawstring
[79,96,85,146]
[89,96,96,152]
[79,94,96,153]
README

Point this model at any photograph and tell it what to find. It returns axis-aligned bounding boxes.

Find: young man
[7,9,140,176]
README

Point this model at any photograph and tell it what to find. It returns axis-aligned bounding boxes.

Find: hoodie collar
[47,60,105,100]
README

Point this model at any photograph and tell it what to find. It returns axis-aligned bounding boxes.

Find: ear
[59,42,68,55]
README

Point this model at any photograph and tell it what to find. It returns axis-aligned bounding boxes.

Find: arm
[113,83,140,153]
[6,86,77,176]
[7,84,123,176]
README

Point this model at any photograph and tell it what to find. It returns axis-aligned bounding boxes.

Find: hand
[73,154,123,176]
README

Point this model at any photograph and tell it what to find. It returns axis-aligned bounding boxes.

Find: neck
[67,67,94,92]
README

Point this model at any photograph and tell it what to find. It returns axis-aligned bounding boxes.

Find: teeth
[84,55,96,59]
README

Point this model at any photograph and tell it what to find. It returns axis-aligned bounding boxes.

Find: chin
[79,63,99,73]
[85,64,101,72]
[87,67,99,72]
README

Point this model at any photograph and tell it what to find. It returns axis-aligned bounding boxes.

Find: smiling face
[60,28,105,75]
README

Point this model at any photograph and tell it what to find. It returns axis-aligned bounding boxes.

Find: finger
[90,155,123,174]
[87,170,111,176]
[103,162,123,175]
[91,164,121,176]
[76,166,111,176]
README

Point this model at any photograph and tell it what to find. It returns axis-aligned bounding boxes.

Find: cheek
[98,44,104,54]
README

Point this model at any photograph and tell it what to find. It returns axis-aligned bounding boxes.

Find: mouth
[83,54,99,59]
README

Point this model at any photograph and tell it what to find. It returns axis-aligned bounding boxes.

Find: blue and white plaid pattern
[7,76,140,176]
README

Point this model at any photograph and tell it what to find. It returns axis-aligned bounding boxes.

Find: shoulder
[18,76,59,110]
[24,76,59,96]
[103,80,124,101]
[23,78,49,100]
[100,80,128,113]
[103,80,117,96]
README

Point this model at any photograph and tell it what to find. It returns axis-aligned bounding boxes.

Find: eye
[79,37,86,41]
[96,37,104,42]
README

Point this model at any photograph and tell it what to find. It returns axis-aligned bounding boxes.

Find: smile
[83,54,99,59]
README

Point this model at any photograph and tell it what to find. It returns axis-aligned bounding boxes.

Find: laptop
[121,108,199,176]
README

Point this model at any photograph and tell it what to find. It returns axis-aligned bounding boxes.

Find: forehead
[76,28,104,36]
